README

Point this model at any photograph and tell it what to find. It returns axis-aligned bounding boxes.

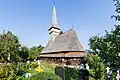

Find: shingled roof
[41,29,84,54]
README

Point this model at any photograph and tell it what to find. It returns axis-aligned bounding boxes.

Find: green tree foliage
[19,46,29,62]
[112,0,120,21]
[0,31,21,62]
[28,45,44,61]
[89,29,120,68]
[89,0,120,69]
[86,54,106,80]
[0,30,44,62]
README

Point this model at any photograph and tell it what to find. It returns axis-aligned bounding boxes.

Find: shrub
[0,64,16,80]
[40,61,55,74]
[28,72,61,80]
[29,62,38,69]
[86,54,106,80]
[27,62,38,73]
[16,62,28,76]
[65,67,79,80]
[16,76,27,80]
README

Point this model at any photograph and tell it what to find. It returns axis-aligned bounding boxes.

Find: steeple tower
[52,5,59,28]
[48,4,61,43]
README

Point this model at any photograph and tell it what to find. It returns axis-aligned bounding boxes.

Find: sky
[0,0,115,49]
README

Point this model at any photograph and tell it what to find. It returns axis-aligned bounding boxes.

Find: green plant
[0,64,16,80]
[16,76,27,80]
[86,54,106,80]
[0,31,21,62]
[41,61,55,74]
[89,0,120,69]
[29,62,38,69]
[65,67,79,80]
[28,45,44,61]
[17,63,29,74]
[111,72,117,80]
[28,72,61,80]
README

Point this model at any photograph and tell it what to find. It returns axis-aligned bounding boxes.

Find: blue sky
[0,0,115,49]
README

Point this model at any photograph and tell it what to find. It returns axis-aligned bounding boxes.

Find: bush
[86,54,106,80]
[16,62,37,74]
[16,76,27,80]
[40,61,55,74]
[0,64,16,80]
[29,62,38,69]
[65,67,79,80]
[28,72,61,80]
[16,62,29,76]
[27,62,38,73]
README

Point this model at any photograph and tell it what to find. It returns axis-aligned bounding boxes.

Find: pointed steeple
[48,4,61,43]
[49,4,60,31]
[52,5,59,28]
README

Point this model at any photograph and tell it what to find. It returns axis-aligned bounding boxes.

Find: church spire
[49,4,60,30]
[52,5,58,26]
[48,4,61,43]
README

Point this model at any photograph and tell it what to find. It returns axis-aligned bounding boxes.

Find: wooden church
[40,5,86,66]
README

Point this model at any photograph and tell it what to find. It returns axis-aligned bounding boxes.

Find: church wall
[39,51,85,66]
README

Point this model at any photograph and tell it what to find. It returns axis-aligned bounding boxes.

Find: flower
[36,65,44,73]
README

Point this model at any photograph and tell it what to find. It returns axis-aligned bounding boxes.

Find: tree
[0,30,44,62]
[28,45,44,61]
[19,46,29,62]
[89,27,120,68]
[112,0,120,21]
[89,0,120,69]
[0,31,21,62]
[86,54,106,80]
